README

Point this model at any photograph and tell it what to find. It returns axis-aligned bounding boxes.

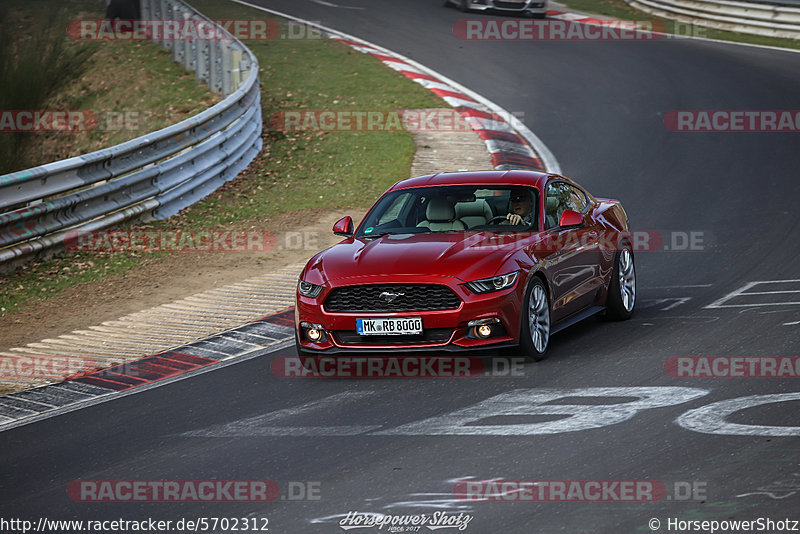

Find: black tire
[605,248,636,320]
[459,0,471,12]
[295,330,314,360]
[294,330,304,355]
[519,277,551,362]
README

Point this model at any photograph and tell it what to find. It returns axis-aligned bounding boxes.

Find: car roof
[388,170,559,191]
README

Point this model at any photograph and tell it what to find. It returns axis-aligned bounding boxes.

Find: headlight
[298,280,323,298]
[465,271,519,294]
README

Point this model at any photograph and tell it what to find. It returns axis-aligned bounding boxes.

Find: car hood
[304,231,540,284]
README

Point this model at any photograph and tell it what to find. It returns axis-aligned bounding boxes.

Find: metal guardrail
[0,0,262,269]
[626,0,800,39]
[739,0,800,7]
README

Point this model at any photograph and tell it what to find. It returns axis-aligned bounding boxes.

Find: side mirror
[333,216,354,237]
[559,209,583,228]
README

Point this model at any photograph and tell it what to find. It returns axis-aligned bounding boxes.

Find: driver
[506,188,534,226]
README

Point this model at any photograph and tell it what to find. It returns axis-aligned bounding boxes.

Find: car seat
[454,199,493,228]
[417,198,467,231]
[545,195,561,229]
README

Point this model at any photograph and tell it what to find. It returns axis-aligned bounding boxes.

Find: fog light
[306,328,322,341]
[467,317,501,340]
[301,321,326,343]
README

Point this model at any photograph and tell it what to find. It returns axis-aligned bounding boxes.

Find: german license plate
[356,317,423,335]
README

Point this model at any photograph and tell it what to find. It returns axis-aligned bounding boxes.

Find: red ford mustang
[295,170,635,360]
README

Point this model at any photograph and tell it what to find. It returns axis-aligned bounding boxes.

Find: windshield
[356,185,539,238]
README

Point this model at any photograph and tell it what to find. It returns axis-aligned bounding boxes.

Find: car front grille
[323,284,461,312]
[333,328,454,346]
[493,0,528,8]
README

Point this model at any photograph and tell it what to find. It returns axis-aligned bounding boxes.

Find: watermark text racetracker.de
[441,230,707,253]
[67,479,321,502]
[0,516,271,533]
[0,355,98,381]
[665,356,800,378]
[65,230,277,253]
[453,19,710,40]
[453,18,663,40]
[664,110,800,132]
[67,19,321,41]
[68,480,278,502]
[0,110,154,133]
[270,109,523,133]
[272,356,527,378]
[454,480,707,502]
[0,110,91,132]
[64,229,334,254]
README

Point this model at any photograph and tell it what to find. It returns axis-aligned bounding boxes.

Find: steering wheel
[487,215,511,225]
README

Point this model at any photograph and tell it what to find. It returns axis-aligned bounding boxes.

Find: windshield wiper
[362,231,395,239]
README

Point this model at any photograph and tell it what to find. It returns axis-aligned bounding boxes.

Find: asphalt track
[2,1,799,532]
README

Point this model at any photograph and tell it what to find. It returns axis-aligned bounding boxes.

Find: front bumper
[296,274,524,353]
[467,0,548,15]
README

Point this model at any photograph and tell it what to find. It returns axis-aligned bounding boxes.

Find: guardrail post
[231,47,242,94]
[172,3,183,63]
[184,23,195,72]
[221,40,232,97]
[209,38,222,94]
[158,0,169,49]
[140,0,152,20]
[196,36,209,84]
[173,3,182,61]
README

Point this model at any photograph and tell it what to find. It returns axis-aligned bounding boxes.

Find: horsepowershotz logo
[379,291,405,303]
[339,511,473,531]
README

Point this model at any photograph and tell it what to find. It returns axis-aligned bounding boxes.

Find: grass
[0,253,156,317]
[0,0,447,317]
[22,40,221,167]
[0,0,96,174]
[557,0,800,49]
[2,0,219,172]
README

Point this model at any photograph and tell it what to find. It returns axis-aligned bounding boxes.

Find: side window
[544,182,564,229]
[564,184,588,213]
[545,182,588,229]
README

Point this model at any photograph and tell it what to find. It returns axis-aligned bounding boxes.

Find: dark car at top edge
[295,170,635,361]
[443,0,549,19]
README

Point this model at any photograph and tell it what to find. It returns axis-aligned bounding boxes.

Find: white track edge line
[0,339,294,433]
